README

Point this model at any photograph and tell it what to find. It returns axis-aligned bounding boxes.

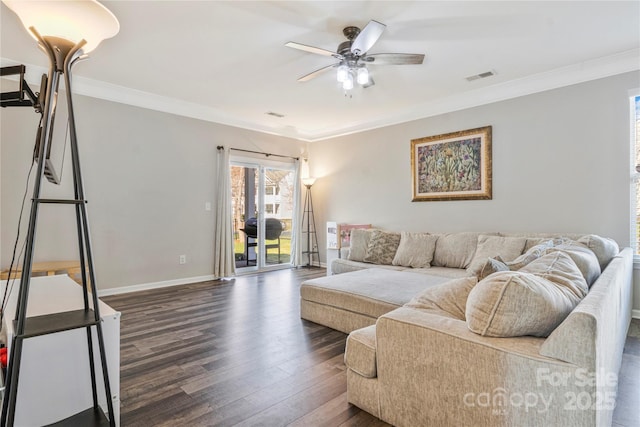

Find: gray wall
[308,71,639,305]
[1,91,305,291]
[2,71,638,300]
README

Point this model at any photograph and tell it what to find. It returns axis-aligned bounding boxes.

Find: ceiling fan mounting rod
[342,26,360,40]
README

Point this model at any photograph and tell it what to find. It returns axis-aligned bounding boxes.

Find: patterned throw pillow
[363,230,401,265]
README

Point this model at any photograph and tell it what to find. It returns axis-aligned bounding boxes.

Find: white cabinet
[1,275,120,426]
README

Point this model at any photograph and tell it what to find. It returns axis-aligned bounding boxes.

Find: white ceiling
[1,1,639,142]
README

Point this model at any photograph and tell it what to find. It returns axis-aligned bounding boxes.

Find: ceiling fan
[285,20,425,91]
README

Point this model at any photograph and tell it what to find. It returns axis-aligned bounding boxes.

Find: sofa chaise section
[300,268,452,334]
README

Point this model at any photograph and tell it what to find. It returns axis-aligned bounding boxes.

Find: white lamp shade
[336,64,348,83]
[2,0,120,53]
[302,177,316,187]
[357,67,369,85]
[342,73,354,90]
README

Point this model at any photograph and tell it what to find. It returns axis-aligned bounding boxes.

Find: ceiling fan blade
[285,41,342,59]
[350,20,386,56]
[298,63,338,82]
[363,53,425,65]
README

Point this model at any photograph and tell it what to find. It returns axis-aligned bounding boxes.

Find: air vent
[466,70,496,82]
[265,111,285,118]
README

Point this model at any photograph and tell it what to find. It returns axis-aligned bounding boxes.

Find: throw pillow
[392,232,438,268]
[363,230,401,265]
[477,257,509,281]
[577,235,619,270]
[348,228,376,262]
[432,232,486,269]
[545,243,601,287]
[503,239,554,270]
[406,277,478,321]
[518,251,589,300]
[466,235,527,276]
[466,252,587,337]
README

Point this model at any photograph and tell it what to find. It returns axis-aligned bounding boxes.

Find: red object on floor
[0,347,7,367]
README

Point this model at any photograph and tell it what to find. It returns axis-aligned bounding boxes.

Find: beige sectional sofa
[299,230,632,427]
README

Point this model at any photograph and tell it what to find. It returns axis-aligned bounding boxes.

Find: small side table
[1,260,81,281]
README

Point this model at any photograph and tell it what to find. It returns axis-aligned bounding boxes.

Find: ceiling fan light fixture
[336,64,348,83]
[357,67,369,85]
[342,72,354,90]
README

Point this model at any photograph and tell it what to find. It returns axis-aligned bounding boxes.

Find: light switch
[205,202,211,211]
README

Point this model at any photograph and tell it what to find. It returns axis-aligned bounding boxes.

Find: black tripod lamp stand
[302,177,320,268]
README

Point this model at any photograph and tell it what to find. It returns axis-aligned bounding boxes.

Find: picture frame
[411,126,492,201]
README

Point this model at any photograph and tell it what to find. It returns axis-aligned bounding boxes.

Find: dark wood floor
[103,268,640,427]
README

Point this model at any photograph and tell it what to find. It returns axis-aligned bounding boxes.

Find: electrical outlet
[179,255,186,264]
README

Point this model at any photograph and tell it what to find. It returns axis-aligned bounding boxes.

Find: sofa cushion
[412,267,472,279]
[519,251,589,299]
[363,230,401,265]
[546,243,601,287]
[478,257,509,280]
[392,232,438,268]
[301,268,452,319]
[331,258,408,275]
[432,232,485,269]
[466,235,527,276]
[405,277,478,320]
[503,239,554,270]
[577,234,619,270]
[345,325,377,378]
[348,228,376,262]
[466,252,587,337]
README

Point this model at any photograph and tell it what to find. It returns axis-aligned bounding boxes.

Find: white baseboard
[632,309,640,319]
[97,274,217,297]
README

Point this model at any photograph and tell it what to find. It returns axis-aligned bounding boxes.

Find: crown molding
[305,48,640,141]
[2,48,638,143]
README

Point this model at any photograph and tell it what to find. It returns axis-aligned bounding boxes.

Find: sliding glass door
[231,160,296,271]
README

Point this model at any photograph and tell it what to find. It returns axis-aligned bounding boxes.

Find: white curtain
[213,146,236,278]
[290,159,303,266]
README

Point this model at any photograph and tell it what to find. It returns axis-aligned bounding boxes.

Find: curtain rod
[217,145,299,161]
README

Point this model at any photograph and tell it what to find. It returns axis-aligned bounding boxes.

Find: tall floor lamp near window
[302,178,320,268]
[1,1,119,425]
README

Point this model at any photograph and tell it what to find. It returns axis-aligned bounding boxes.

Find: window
[631,93,640,254]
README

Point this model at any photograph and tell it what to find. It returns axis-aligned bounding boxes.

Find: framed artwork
[411,126,492,201]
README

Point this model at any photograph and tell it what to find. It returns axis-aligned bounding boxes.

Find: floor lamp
[1,1,119,425]
[302,178,320,268]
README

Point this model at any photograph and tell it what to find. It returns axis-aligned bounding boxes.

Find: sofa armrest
[540,248,632,371]
[374,307,594,427]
